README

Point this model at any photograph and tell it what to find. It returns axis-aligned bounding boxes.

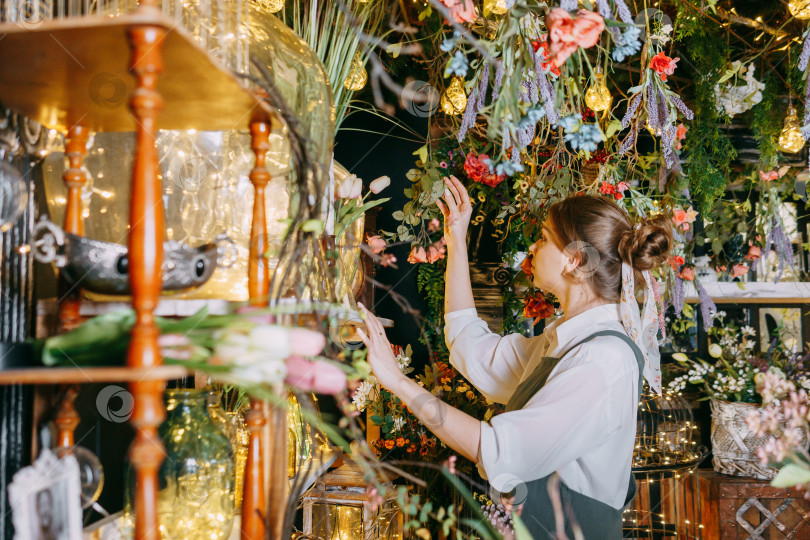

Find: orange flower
[650,51,680,81]
[668,255,685,271]
[384,439,395,450]
[523,292,556,323]
[745,245,762,261]
[521,254,534,276]
[419,446,429,456]
[396,437,406,447]
[407,246,428,264]
[546,8,604,65]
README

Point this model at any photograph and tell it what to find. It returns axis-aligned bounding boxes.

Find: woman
[357,175,672,538]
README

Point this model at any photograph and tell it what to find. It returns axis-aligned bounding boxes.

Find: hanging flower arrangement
[714,61,765,118]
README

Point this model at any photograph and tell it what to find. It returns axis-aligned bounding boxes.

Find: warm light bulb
[584,71,612,112]
[344,53,368,91]
[778,106,805,153]
[440,76,467,115]
[789,0,810,19]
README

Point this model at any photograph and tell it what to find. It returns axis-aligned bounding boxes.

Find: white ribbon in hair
[619,262,662,394]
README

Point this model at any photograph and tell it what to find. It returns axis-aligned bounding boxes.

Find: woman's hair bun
[618,214,673,271]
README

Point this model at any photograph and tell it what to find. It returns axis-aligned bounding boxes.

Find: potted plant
[666,312,809,479]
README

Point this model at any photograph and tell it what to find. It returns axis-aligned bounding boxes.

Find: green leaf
[392,210,405,221]
[413,145,428,164]
[370,415,384,425]
[771,462,810,488]
[605,119,622,139]
[301,219,324,233]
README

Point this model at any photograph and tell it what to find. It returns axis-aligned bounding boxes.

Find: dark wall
[334,108,431,367]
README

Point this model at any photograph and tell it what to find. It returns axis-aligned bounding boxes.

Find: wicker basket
[710,399,809,480]
[581,162,602,188]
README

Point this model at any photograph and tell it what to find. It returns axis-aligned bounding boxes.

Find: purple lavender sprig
[477,62,490,111]
[646,84,659,133]
[800,33,810,72]
[502,123,512,150]
[670,95,694,121]
[619,127,637,156]
[614,0,634,23]
[560,0,577,10]
[621,92,643,128]
[534,59,559,124]
[697,283,717,331]
[457,86,479,142]
[491,61,504,101]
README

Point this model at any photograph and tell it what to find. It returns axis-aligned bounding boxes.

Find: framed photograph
[8,449,83,540]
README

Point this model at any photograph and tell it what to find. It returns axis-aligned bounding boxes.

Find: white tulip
[336,174,363,199]
[708,344,723,358]
[248,325,291,358]
[369,175,390,194]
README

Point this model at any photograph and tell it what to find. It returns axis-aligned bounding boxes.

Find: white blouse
[444,304,639,509]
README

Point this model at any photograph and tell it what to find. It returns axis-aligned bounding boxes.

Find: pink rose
[407,246,428,264]
[745,245,762,261]
[546,9,604,65]
[288,328,326,356]
[441,0,475,23]
[428,219,442,232]
[616,181,630,192]
[573,10,605,48]
[677,266,695,281]
[426,245,446,263]
[366,234,386,254]
[380,253,397,267]
[731,264,750,278]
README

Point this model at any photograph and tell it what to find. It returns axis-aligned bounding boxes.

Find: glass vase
[157,389,235,539]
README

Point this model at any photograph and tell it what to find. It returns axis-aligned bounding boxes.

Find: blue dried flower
[612,26,642,62]
[445,51,468,78]
[559,113,582,132]
[518,106,546,130]
[563,121,604,153]
[495,160,524,177]
[440,31,461,52]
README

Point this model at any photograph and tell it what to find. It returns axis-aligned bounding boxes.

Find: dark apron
[500,330,645,539]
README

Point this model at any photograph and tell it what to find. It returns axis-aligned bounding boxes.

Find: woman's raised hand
[436,175,472,246]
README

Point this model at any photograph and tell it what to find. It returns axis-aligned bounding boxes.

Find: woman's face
[527,220,569,293]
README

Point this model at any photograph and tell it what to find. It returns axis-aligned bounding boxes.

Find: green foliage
[751,74,784,169]
[417,260,449,357]
[675,7,735,216]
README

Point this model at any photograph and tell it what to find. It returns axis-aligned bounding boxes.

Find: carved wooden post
[241,397,266,540]
[59,125,89,331]
[242,119,270,540]
[126,9,166,540]
[248,120,270,306]
[265,384,288,540]
[55,385,80,447]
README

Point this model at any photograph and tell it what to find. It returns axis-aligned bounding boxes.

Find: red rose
[523,292,556,323]
[464,153,506,187]
[649,51,680,81]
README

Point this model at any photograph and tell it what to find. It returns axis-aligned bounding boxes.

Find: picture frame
[8,449,83,540]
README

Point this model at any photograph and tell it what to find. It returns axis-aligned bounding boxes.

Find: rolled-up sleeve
[477,345,632,490]
[444,308,547,404]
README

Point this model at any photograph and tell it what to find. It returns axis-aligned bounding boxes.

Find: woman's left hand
[356,303,404,390]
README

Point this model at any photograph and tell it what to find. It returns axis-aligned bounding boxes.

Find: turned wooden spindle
[126,12,167,540]
[241,397,267,540]
[59,125,89,331]
[55,385,80,448]
[265,385,288,540]
[248,120,271,306]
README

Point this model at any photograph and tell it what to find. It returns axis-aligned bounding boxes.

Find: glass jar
[156,389,235,539]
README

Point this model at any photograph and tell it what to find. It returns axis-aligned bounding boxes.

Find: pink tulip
[234,306,276,324]
[366,234,387,254]
[288,328,326,356]
[284,355,347,394]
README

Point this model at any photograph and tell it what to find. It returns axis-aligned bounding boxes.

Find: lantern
[302,464,406,539]
[584,70,612,112]
[441,76,467,115]
[344,53,368,91]
[778,106,805,154]
[789,0,810,19]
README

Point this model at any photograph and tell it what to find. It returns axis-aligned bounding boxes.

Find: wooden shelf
[682,281,810,304]
[0,365,189,385]
[0,11,278,133]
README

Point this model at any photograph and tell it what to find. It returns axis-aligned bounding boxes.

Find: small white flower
[369,175,391,194]
[337,174,363,199]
